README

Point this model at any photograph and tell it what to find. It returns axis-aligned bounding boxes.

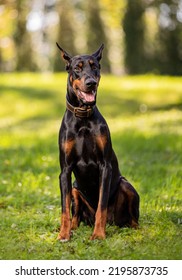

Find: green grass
[0,73,181,260]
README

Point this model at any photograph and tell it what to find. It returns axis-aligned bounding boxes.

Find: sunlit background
[0,0,182,75]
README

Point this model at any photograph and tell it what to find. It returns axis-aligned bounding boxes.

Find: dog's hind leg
[114,177,139,228]
[71,182,95,229]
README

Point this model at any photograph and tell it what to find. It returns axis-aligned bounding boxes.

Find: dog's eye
[74,66,82,73]
[92,65,97,70]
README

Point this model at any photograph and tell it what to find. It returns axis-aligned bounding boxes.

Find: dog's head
[56,43,104,106]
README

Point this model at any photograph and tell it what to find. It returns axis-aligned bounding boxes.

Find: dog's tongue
[81,91,95,102]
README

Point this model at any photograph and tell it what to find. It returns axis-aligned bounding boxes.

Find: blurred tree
[0,0,18,71]
[156,0,182,75]
[86,0,111,72]
[143,4,159,72]
[123,0,146,74]
[13,0,37,71]
[1,0,182,75]
[99,0,126,74]
[54,0,77,71]
[123,0,182,75]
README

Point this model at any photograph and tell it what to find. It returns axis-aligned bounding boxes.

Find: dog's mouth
[76,89,96,105]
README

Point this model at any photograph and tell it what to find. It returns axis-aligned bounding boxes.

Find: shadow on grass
[0,83,65,109]
[98,92,142,117]
[1,129,181,260]
[151,101,182,111]
[0,85,55,99]
[1,127,181,198]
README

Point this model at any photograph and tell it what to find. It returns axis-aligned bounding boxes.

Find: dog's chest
[76,126,98,158]
[61,114,109,165]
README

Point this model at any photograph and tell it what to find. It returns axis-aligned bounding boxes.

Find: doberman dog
[56,43,139,241]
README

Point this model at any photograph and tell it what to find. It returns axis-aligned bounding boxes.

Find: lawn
[0,73,181,260]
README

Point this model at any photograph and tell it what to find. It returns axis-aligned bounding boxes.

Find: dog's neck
[66,84,80,107]
[66,98,95,118]
[66,84,95,118]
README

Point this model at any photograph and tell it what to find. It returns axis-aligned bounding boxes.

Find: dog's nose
[85,78,97,88]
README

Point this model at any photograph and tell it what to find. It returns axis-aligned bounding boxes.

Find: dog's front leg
[91,162,112,240]
[58,167,72,241]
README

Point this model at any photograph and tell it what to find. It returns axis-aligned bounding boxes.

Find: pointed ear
[92,43,104,62]
[56,42,72,69]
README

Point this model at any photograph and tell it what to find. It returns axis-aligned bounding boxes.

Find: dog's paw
[130,220,139,229]
[90,231,106,240]
[57,232,70,242]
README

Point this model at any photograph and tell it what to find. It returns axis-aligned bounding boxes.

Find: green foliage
[53,0,77,72]
[123,0,182,75]
[123,0,146,74]
[86,0,110,72]
[0,73,181,259]
[1,1,182,74]
[13,0,37,71]
[157,0,182,75]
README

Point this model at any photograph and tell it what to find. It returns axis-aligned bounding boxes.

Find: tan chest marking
[62,139,75,156]
[96,135,107,151]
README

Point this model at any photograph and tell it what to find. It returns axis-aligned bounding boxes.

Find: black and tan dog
[56,43,139,241]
